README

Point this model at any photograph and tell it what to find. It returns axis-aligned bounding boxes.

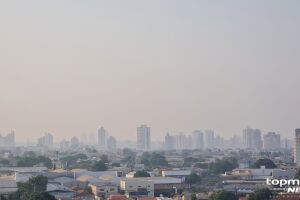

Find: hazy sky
[1,1,300,142]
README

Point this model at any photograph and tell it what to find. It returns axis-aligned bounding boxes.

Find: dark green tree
[91,161,107,171]
[208,190,237,200]
[12,175,55,200]
[295,167,300,179]
[191,193,197,200]
[134,170,151,177]
[247,188,272,200]
[209,157,238,174]
[251,158,277,169]
[186,172,201,184]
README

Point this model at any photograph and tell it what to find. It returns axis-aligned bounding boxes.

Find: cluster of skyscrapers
[98,127,117,151]
[136,125,289,151]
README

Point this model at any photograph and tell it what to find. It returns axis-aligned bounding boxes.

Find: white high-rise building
[263,132,280,150]
[98,127,107,150]
[243,127,262,150]
[294,129,300,167]
[164,133,175,150]
[0,131,15,148]
[107,136,117,151]
[37,133,53,148]
[137,125,151,151]
[192,130,204,149]
[205,130,215,149]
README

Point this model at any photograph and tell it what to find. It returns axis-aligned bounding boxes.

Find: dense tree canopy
[209,157,238,174]
[140,152,168,168]
[91,160,107,171]
[9,175,55,200]
[186,172,201,184]
[134,170,151,177]
[247,188,272,200]
[16,155,52,168]
[208,190,237,200]
[251,158,277,169]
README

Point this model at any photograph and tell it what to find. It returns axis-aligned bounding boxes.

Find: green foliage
[27,192,56,200]
[251,158,277,169]
[209,157,238,174]
[247,188,272,200]
[91,160,107,171]
[60,153,88,168]
[121,148,136,169]
[184,157,203,167]
[101,155,109,163]
[11,175,55,200]
[16,155,52,168]
[191,193,197,200]
[295,167,300,179]
[208,190,237,200]
[112,162,121,167]
[186,172,201,184]
[134,170,151,177]
[140,152,168,168]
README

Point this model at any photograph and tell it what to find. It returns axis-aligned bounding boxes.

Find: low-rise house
[89,182,119,199]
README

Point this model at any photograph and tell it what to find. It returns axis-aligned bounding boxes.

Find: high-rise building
[215,135,224,149]
[70,136,79,147]
[192,130,204,149]
[0,131,15,148]
[205,130,215,149]
[164,133,175,150]
[243,127,262,150]
[263,132,280,150]
[98,127,107,150]
[137,124,151,151]
[37,133,53,148]
[107,136,117,151]
[294,129,300,167]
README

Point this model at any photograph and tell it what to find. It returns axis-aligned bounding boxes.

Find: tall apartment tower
[294,129,300,166]
[192,130,204,149]
[243,127,262,150]
[98,127,107,150]
[165,133,175,150]
[137,124,151,151]
[263,132,280,150]
[107,136,117,151]
[205,130,215,149]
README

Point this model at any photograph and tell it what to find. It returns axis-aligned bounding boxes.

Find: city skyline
[1,1,300,142]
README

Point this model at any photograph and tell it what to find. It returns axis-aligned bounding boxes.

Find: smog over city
[0,1,300,200]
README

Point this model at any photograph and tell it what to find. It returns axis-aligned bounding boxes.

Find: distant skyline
[1,1,300,142]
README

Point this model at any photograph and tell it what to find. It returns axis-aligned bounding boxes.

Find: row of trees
[1,176,55,200]
[207,188,273,200]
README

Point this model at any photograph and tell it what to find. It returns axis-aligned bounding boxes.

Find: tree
[91,161,107,171]
[247,188,272,200]
[28,192,56,200]
[209,157,238,174]
[100,154,109,163]
[112,162,121,167]
[134,170,151,177]
[186,172,201,184]
[209,190,237,200]
[121,148,136,169]
[295,167,300,179]
[12,175,55,200]
[251,158,277,169]
[16,155,52,168]
[191,193,197,200]
[140,152,168,168]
